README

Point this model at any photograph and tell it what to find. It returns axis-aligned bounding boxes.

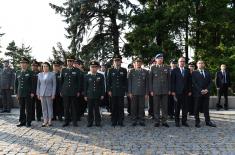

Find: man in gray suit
[128,56,149,126]
[149,54,171,127]
[0,60,15,113]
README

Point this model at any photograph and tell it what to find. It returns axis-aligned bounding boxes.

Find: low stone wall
[0,95,234,109]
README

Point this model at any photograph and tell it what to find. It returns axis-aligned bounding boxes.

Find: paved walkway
[0,109,234,155]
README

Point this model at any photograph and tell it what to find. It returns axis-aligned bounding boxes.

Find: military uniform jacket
[0,67,15,90]
[15,69,33,97]
[128,68,149,95]
[32,70,40,94]
[54,71,61,95]
[60,67,82,97]
[149,65,171,95]
[84,73,105,99]
[107,67,127,96]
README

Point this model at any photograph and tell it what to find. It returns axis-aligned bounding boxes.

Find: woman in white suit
[37,62,56,127]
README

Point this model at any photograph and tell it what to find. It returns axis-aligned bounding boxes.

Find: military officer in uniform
[15,57,34,127]
[84,60,105,127]
[31,60,42,121]
[128,57,149,126]
[107,54,127,127]
[149,53,171,127]
[52,60,63,121]
[60,55,82,127]
[0,60,15,113]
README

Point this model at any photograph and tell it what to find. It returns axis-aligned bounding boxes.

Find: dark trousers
[194,96,210,125]
[168,95,175,117]
[111,96,124,124]
[53,95,64,119]
[174,94,188,123]
[78,94,87,118]
[153,95,168,123]
[188,95,194,115]
[131,95,145,122]
[19,96,32,124]
[31,96,42,120]
[63,96,77,124]
[127,96,131,115]
[1,89,12,111]
[87,98,101,125]
[148,95,154,116]
[217,85,228,107]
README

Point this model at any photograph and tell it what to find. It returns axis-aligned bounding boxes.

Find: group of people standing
[0,53,232,128]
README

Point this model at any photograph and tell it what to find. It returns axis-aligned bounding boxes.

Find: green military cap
[3,60,9,63]
[74,59,84,65]
[52,60,62,66]
[188,62,195,67]
[169,59,177,64]
[128,63,134,69]
[133,56,143,62]
[112,54,122,61]
[31,59,39,66]
[66,54,75,61]
[89,60,100,66]
[20,57,30,64]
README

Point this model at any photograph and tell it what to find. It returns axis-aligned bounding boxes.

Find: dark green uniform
[107,67,127,125]
[84,73,105,126]
[149,64,171,125]
[128,68,149,125]
[53,71,64,121]
[61,67,82,126]
[31,70,42,121]
[15,69,33,126]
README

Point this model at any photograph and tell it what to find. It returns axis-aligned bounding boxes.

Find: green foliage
[5,41,33,70]
[50,0,138,62]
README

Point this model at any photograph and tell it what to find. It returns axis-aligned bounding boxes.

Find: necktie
[223,71,227,83]
[181,68,184,77]
[200,70,205,78]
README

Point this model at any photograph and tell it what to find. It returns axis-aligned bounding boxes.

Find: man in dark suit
[171,57,192,127]
[215,64,231,110]
[192,60,216,128]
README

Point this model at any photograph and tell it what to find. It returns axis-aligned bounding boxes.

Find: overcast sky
[0,0,70,61]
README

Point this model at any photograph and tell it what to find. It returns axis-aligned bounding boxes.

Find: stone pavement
[0,109,235,155]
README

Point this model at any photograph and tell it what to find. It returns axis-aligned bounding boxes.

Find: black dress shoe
[41,123,47,127]
[1,110,6,113]
[182,122,189,127]
[5,110,11,113]
[112,123,117,127]
[132,122,137,126]
[58,117,63,121]
[17,123,26,127]
[154,123,160,127]
[139,122,145,126]
[73,123,78,127]
[162,123,169,127]
[62,123,69,127]
[224,106,228,110]
[195,124,201,128]
[87,124,93,127]
[175,122,180,127]
[206,122,216,127]
[95,123,101,127]
[26,123,31,127]
[118,122,124,127]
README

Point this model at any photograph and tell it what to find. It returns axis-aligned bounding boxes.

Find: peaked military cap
[20,57,30,64]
